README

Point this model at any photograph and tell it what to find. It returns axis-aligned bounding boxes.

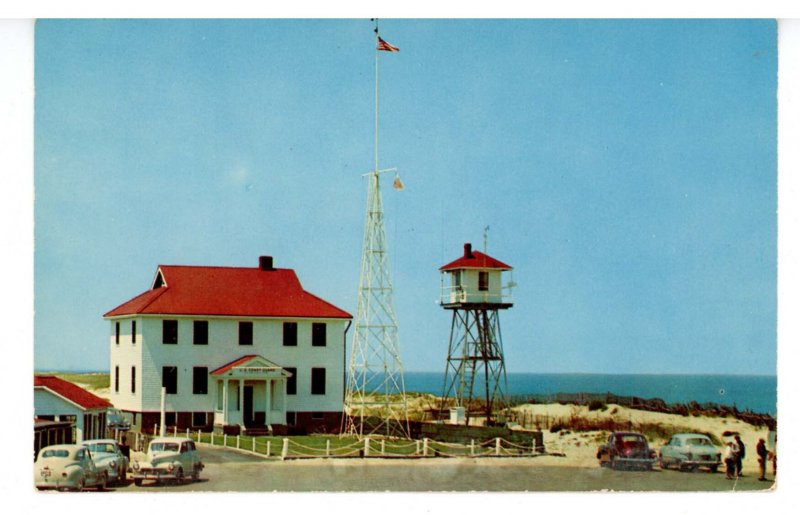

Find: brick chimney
[464,243,474,259]
[259,256,274,271]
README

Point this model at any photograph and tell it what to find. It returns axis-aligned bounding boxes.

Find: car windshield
[617,435,645,443]
[686,437,712,446]
[87,443,116,453]
[41,449,70,458]
[150,442,179,452]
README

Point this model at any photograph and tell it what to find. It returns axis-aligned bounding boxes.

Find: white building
[104,256,352,435]
[34,375,111,443]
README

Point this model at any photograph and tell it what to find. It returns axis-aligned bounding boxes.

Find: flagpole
[374,21,380,174]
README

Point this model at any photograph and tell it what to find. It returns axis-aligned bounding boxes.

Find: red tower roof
[34,375,112,410]
[440,243,512,271]
[104,257,352,320]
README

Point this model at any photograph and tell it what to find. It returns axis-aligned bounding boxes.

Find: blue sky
[33,19,777,375]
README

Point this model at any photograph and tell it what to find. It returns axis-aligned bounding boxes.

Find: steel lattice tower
[439,243,514,426]
[343,169,410,437]
[342,21,409,438]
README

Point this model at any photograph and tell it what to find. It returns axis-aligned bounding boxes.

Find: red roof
[210,355,259,375]
[34,376,112,410]
[103,261,352,319]
[440,244,512,271]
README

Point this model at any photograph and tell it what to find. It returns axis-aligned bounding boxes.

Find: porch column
[236,379,244,416]
[264,379,272,426]
[222,379,229,426]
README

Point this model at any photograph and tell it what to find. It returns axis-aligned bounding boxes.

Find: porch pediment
[210,354,291,379]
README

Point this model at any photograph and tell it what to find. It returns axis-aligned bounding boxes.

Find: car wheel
[120,468,127,483]
[191,466,199,482]
[709,465,719,474]
[175,467,184,484]
[75,477,85,492]
[98,472,108,491]
[659,458,668,469]
[134,478,142,487]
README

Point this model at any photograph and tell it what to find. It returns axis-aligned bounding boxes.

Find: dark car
[597,432,657,470]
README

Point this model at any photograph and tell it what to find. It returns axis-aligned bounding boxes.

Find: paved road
[105,445,775,493]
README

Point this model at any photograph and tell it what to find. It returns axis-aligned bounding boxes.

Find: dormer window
[152,269,166,289]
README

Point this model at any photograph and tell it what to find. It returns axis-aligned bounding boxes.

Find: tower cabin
[439,243,514,308]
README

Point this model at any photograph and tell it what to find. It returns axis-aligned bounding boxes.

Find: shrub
[588,400,607,411]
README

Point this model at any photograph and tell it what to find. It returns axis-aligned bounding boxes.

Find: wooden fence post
[326,440,331,458]
[495,437,501,456]
[266,440,271,458]
[470,439,475,456]
[281,438,289,460]
[364,437,370,457]
[423,438,429,457]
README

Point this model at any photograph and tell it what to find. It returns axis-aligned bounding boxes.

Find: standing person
[119,435,130,460]
[724,442,736,480]
[735,435,745,477]
[756,438,768,481]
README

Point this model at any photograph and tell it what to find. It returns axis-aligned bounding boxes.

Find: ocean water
[402,372,777,416]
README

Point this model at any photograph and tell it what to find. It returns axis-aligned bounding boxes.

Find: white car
[83,439,130,484]
[131,437,203,486]
[34,444,108,491]
[659,433,722,472]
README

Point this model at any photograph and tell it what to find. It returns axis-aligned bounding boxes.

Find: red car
[597,432,657,470]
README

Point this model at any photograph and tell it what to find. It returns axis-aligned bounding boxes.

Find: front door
[243,385,254,426]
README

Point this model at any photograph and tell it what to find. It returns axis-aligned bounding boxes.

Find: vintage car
[658,433,721,472]
[106,408,131,431]
[597,432,657,470]
[131,437,203,486]
[83,439,130,484]
[34,444,108,491]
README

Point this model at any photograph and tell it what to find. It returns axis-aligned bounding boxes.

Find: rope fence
[155,429,561,461]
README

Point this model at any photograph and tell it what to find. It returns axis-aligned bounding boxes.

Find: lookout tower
[439,243,514,425]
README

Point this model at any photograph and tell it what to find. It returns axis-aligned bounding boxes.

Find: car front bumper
[131,469,181,481]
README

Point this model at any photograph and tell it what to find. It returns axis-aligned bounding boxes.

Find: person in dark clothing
[119,435,130,460]
[756,438,768,481]
[734,435,745,477]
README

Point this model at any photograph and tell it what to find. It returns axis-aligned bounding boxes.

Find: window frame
[478,271,489,291]
[285,367,297,395]
[193,366,208,395]
[193,320,209,346]
[162,320,178,344]
[312,323,327,347]
[311,367,326,395]
[283,322,298,347]
[238,321,253,346]
[162,365,178,394]
[131,366,136,393]
[131,320,136,344]
[114,366,119,393]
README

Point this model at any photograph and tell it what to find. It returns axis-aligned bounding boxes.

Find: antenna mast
[343,21,409,438]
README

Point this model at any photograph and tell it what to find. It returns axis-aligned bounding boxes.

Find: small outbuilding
[34,375,112,444]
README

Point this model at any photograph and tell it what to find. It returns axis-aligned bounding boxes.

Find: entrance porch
[210,355,291,434]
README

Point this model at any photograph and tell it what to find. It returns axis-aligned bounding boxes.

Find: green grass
[190,433,425,458]
[52,372,110,391]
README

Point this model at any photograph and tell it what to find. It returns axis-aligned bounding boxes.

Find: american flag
[377,37,400,52]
